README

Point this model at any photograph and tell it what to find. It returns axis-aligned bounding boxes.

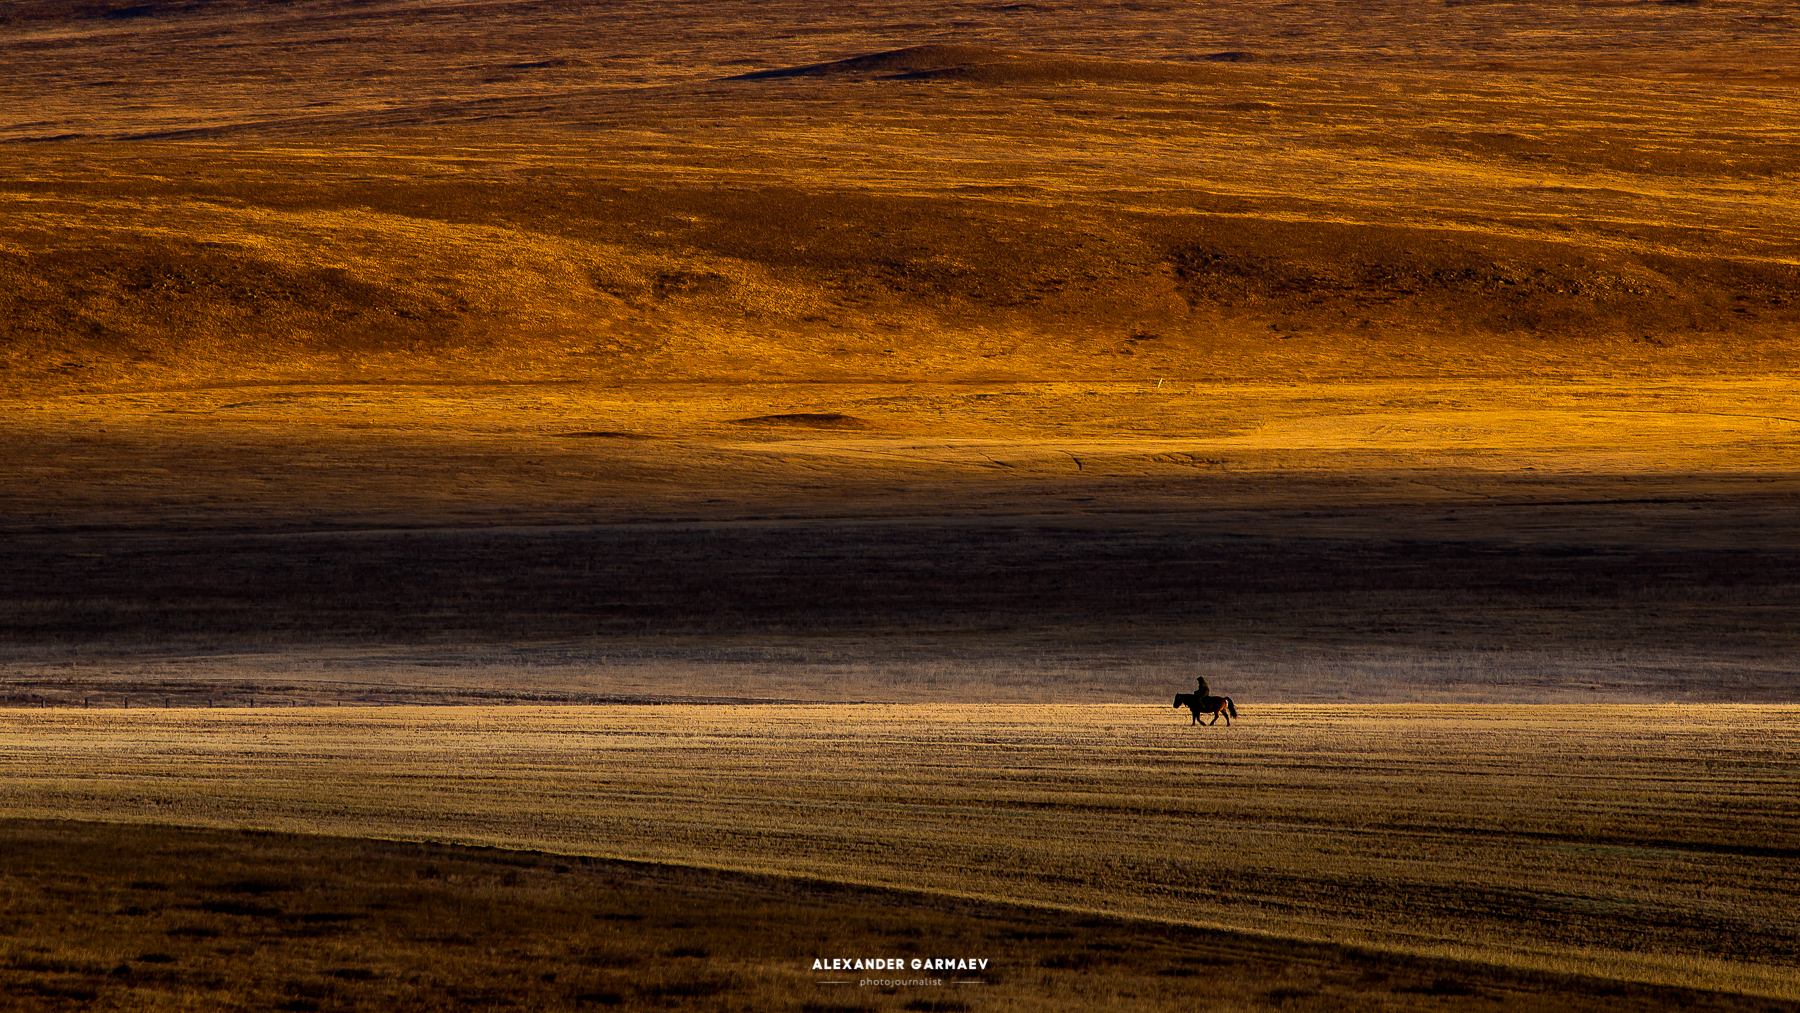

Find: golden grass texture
[4,1,1798,393]
[6,131,1794,395]
[6,379,1799,532]
[1,704,1795,999]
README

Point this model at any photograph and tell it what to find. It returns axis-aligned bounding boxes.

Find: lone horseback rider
[1175,675,1236,725]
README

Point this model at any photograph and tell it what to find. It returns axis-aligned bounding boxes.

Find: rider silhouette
[1195,676,1210,697]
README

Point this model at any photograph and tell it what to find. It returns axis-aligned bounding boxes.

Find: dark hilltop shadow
[724,43,1230,86]
[727,412,872,429]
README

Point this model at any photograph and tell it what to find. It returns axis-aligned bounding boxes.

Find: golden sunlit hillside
[3,3,1798,392]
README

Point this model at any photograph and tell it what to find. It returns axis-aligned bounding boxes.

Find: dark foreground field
[2,820,1792,1013]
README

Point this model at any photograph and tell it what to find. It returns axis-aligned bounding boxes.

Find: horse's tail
[1226,698,1238,718]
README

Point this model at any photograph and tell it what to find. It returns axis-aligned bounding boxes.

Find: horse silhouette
[1173,693,1238,726]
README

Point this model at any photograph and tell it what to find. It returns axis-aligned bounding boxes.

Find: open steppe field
[5,0,1800,1007]
[1,703,1798,1010]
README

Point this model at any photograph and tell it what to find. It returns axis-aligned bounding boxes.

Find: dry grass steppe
[2,704,1797,1007]
[3,0,1799,1008]
[4,1,1799,390]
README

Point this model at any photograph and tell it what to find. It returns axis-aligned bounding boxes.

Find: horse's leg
[1208,710,1220,725]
